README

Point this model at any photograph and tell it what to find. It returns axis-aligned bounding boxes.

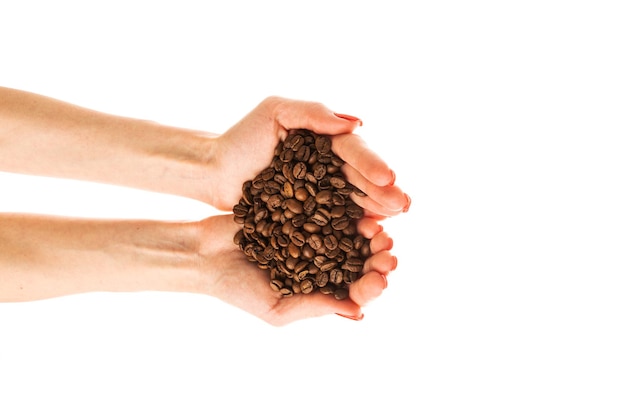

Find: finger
[342,163,408,215]
[331,133,395,187]
[269,97,361,135]
[348,271,388,307]
[363,250,398,275]
[369,230,394,253]
[352,193,404,218]
[273,291,363,325]
[356,217,383,238]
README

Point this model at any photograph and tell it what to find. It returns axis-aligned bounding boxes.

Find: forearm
[0,213,205,302]
[0,87,215,203]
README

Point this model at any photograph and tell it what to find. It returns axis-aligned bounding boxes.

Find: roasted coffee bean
[307,234,324,250]
[300,279,314,294]
[294,260,309,274]
[280,288,294,297]
[312,163,326,180]
[330,205,346,219]
[285,198,304,214]
[291,213,307,228]
[254,208,268,224]
[234,230,245,246]
[330,176,346,189]
[311,210,329,226]
[294,187,310,202]
[346,204,364,219]
[293,162,307,179]
[267,194,283,211]
[316,271,329,287]
[304,182,317,197]
[324,235,339,251]
[320,260,338,272]
[301,244,315,259]
[295,145,311,162]
[315,190,333,205]
[338,237,353,253]
[333,288,349,300]
[319,285,334,295]
[270,279,284,292]
[315,135,332,154]
[232,129,373,299]
[303,196,317,213]
[288,243,301,258]
[332,193,346,206]
[290,231,306,247]
[329,269,344,285]
[343,257,365,273]
[233,203,249,217]
[318,177,331,190]
[331,216,350,231]
[281,182,294,198]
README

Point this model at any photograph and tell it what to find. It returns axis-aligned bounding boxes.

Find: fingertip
[336,312,365,321]
[349,271,387,306]
[333,112,363,126]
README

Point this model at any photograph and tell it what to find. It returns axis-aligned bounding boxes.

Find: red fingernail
[403,194,411,213]
[382,274,388,289]
[336,313,365,321]
[389,170,396,186]
[334,113,363,126]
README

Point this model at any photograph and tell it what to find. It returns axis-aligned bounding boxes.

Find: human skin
[0,87,410,325]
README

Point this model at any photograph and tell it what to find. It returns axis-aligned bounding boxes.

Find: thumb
[271,97,363,135]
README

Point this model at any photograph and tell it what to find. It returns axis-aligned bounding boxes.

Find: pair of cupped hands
[201,97,410,325]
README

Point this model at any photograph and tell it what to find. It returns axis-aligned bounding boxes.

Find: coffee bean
[324,235,339,251]
[232,129,373,299]
[315,190,333,205]
[300,279,314,294]
[315,135,332,154]
[313,163,326,180]
[331,216,350,231]
[303,222,321,234]
[290,231,306,247]
[343,257,364,273]
[270,279,283,292]
[293,162,307,179]
[281,182,294,198]
[307,234,323,250]
[333,288,349,300]
[346,204,364,219]
[330,176,346,189]
[294,187,310,201]
[285,198,303,214]
[233,203,249,217]
[311,210,329,226]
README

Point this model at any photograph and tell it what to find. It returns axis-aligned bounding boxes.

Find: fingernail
[382,274,388,289]
[403,194,411,213]
[336,313,365,321]
[389,169,396,186]
[334,113,363,126]
[391,257,398,271]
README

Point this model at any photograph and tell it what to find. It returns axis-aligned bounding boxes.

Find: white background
[1,1,625,417]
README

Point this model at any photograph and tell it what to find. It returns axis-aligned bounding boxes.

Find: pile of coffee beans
[233,129,371,300]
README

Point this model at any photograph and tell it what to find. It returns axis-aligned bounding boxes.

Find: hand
[205,96,410,217]
[196,214,397,326]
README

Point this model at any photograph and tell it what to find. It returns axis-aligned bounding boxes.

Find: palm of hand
[199,215,364,325]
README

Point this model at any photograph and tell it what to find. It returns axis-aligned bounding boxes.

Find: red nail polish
[403,194,411,213]
[334,113,363,126]
[336,313,365,321]
[389,170,396,186]
[381,274,388,289]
